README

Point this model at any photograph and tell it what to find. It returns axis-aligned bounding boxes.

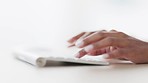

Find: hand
[68,30,148,64]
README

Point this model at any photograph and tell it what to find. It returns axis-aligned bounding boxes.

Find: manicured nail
[75,52,80,58]
[84,45,94,52]
[75,40,84,48]
[103,54,109,59]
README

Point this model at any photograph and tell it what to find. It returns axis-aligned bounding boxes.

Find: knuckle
[106,37,116,45]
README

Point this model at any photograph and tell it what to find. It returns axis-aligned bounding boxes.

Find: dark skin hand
[68,30,148,64]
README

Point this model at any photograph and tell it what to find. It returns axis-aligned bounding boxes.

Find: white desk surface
[1,47,148,83]
[1,0,148,83]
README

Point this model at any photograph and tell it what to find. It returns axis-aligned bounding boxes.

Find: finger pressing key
[75,49,87,58]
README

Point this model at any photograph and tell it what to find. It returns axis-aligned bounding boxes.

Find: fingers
[88,48,107,55]
[86,46,117,56]
[84,37,128,53]
[75,47,128,59]
[68,29,118,46]
[75,46,115,58]
[68,30,107,47]
[75,48,105,58]
[75,30,108,47]
[75,36,129,58]
[75,46,107,58]
[68,32,95,47]
[70,29,129,58]
[75,31,127,48]
[106,49,128,59]
[75,32,94,45]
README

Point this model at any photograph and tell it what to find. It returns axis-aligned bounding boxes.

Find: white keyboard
[13,46,110,67]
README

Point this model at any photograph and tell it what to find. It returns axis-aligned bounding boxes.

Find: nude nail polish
[84,45,94,52]
[75,40,84,48]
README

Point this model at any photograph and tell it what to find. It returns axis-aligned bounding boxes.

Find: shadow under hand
[44,61,103,67]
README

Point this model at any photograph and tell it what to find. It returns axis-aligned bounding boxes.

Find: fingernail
[75,52,80,58]
[75,40,84,48]
[103,54,109,59]
[84,45,94,52]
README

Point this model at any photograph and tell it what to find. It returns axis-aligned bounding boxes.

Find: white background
[1,0,148,83]
[1,0,148,46]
